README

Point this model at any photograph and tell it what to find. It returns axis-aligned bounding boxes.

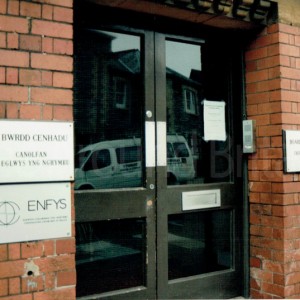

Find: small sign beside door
[283,130,300,173]
[0,120,74,183]
[0,183,72,244]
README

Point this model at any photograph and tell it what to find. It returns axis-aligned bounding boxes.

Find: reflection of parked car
[166,135,195,185]
[74,135,195,190]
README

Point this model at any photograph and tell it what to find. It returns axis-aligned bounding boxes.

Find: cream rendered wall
[278,0,300,26]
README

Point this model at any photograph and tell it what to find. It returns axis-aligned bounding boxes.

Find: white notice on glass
[203,100,226,141]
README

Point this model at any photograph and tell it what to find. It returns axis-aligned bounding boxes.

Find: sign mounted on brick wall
[0,182,71,244]
[283,130,300,173]
[0,120,74,183]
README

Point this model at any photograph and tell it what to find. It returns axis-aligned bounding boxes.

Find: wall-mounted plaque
[0,183,71,244]
[283,130,300,173]
[0,120,74,183]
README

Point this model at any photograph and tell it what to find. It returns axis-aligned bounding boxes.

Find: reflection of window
[173,142,189,158]
[167,143,175,158]
[184,88,197,115]
[114,77,128,109]
[84,149,111,171]
[167,142,189,158]
[75,150,91,168]
[116,146,141,164]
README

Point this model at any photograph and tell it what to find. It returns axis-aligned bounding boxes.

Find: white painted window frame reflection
[114,76,128,109]
[183,87,198,115]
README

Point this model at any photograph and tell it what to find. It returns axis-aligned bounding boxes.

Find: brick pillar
[0,1,75,299]
[246,23,300,299]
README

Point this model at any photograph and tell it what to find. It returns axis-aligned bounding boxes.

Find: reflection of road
[0,201,20,226]
[76,219,146,297]
[76,245,144,297]
[169,233,205,249]
[76,240,140,265]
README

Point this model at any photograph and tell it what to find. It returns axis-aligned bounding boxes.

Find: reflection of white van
[74,135,195,190]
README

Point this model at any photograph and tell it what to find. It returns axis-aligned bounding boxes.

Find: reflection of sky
[102,30,201,78]
[166,41,201,78]
[110,32,140,52]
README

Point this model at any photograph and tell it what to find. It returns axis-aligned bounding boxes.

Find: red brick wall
[246,23,300,299]
[0,0,75,299]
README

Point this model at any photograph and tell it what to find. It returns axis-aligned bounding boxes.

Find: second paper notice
[203,100,226,142]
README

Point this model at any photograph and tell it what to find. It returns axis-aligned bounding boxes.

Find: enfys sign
[0,183,71,244]
[0,120,74,183]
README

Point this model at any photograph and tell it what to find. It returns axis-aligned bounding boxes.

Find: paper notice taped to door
[203,100,226,141]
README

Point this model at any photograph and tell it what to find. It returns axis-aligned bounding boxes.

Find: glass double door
[74,23,244,299]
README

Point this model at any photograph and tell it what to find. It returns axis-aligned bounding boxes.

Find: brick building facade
[0,0,75,299]
[1,0,300,299]
[247,20,300,298]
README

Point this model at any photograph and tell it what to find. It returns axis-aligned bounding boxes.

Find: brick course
[1,0,299,299]
[246,23,300,298]
[0,0,74,299]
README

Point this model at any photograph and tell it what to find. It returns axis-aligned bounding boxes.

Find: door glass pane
[168,210,232,280]
[165,40,231,185]
[74,30,144,190]
[76,218,146,297]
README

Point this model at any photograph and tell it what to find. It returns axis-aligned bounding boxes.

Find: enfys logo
[27,198,67,211]
[0,201,20,226]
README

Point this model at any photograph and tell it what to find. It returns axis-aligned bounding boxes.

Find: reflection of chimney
[189,69,203,83]
[83,29,116,54]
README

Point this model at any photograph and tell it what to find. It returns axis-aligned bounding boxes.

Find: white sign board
[283,130,300,173]
[203,100,226,141]
[0,120,74,183]
[0,183,71,244]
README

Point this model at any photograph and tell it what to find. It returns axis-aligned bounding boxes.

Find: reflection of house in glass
[166,66,203,177]
[74,30,203,166]
[74,30,143,149]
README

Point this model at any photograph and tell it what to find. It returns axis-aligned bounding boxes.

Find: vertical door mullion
[144,30,157,298]
[154,32,169,299]
[155,32,167,188]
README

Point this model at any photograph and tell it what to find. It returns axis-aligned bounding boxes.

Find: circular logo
[0,201,20,226]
